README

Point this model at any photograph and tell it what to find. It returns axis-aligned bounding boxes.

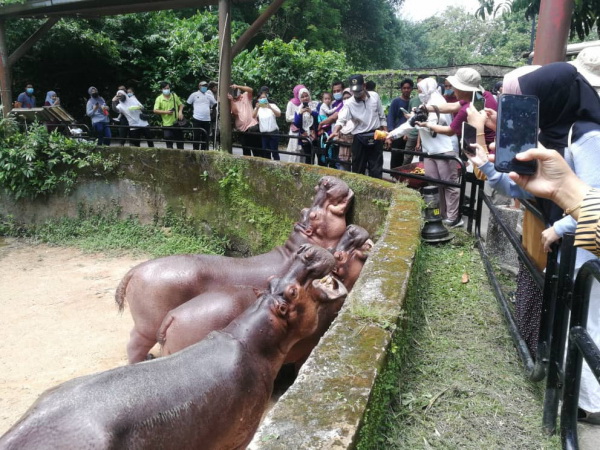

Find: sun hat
[446,68,484,92]
[569,46,600,89]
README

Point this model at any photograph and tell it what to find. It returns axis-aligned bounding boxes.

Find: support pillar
[218,0,232,153]
[0,20,12,117]
[532,0,574,65]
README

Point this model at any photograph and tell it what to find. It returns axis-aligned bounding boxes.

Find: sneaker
[442,217,464,228]
[578,408,600,425]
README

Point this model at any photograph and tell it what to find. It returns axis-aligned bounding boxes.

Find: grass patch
[371,230,560,449]
[0,204,227,258]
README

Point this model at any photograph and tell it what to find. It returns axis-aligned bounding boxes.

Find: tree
[475,0,600,40]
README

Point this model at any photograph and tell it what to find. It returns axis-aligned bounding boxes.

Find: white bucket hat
[569,46,600,89]
[447,68,484,92]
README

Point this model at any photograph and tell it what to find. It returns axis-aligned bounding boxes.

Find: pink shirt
[450,90,497,145]
[230,92,258,132]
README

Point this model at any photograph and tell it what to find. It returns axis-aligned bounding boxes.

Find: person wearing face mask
[292,87,319,164]
[153,81,185,150]
[44,91,60,107]
[112,85,130,146]
[443,80,458,103]
[329,74,387,179]
[252,90,281,160]
[86,86,111,146]
[15,83,36,109]
[114,89,154,148]
[385,78,462,227]
[187,81,216,150]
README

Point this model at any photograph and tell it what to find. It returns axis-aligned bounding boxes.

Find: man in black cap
[330,74,387,178]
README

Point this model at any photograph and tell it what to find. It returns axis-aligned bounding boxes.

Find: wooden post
[231,0,286,58]
[218,0,232,153]
[0,20,12,117]
[532,0,574,65]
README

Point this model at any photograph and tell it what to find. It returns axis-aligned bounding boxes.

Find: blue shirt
[387,96,410,130]
[16,92,36,108]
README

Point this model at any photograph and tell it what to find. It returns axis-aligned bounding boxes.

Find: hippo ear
[334,250,349,265]
[312,275,348,302]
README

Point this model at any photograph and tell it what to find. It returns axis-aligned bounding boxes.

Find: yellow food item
[374,130,388,140]
[411,167,425,175]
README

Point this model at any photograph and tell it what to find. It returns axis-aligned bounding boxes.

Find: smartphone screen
[471,91,485,112]
[461,122,477,155]
[494,94,539,175]
[302,102,309,108]
[400,107,409,114]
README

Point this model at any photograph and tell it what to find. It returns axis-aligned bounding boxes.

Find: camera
[409,105,429,127]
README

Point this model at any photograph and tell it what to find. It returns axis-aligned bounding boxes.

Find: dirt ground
[0,238,148,434]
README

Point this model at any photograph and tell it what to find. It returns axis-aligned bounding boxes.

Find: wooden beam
[0,20,12,117]
[218,0,232,153]
[7,17,59,68]
[231,0,285,58]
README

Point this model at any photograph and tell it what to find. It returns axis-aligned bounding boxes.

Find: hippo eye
[286,286,298,299]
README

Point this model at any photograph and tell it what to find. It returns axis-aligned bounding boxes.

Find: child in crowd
[317,92,336,126]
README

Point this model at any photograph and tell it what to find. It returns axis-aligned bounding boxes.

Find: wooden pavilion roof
[0,0,249,19]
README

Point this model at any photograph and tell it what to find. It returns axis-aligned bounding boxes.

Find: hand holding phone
[400,107,409,115]
[471,91,485,112]
[494,94,539,175]
[461,122,478,156]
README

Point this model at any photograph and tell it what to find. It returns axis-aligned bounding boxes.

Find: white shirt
[116,102,149,128]
[187,90,216,121]
[257,103,281,133]
[335,91,386,135]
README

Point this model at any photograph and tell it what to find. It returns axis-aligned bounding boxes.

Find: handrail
[561,259,600,450]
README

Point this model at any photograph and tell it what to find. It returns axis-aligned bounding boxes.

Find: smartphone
[461,122,477,156]
[302,102,309,108]
[400,107,409,114]
[471,91,485,112]
[494,93,539,175]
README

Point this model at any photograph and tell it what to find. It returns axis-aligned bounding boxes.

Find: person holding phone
[468,63,600,422]
[228,84,263,157]
[253,90,281,160]
[285,84,308,163]
[292,88,318,164]
[385,77,462,227]
[153,81,185,149]
[86,86,111,146]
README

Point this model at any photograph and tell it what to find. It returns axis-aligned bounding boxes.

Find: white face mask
[418,93,428,103]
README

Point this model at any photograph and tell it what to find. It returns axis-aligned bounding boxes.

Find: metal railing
[107,123,210,149]
[561,259,600,449]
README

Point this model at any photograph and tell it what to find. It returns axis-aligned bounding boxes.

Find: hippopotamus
[158,225,372,363]
[116,176,354,363]
[0,245,346,450]
[283,225,373,367]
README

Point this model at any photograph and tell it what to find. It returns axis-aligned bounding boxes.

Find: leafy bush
[233,38,354,102]
[0,119,118,199]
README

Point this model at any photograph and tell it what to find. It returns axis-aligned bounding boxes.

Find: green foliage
[233,38,353,101]
[475,0,600,40]
[0,119,118,199]
[0,203,228,257]
[357,231,560,449]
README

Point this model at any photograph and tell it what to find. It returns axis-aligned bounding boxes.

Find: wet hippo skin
[116,176,354,363]
[0,245,347,450]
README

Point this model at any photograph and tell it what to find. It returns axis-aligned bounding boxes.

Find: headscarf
[298,87,314,130]
[116,89,143,110]
[517,62,600,149]
[512,62,600,226]
[502,65,540,96]
[290,84,306,106]
[45,91,57,106]
[417,78,446,106]
[87,86,106,105]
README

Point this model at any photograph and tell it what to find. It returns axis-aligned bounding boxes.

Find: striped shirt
[575,188,600,256]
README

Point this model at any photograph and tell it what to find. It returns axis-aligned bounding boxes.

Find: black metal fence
[473,183,600,448]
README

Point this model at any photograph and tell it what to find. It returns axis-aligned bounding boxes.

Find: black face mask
[119,96,126,102]
[91,92,99,98]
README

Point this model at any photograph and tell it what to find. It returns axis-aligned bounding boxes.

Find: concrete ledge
[0,147,422,448]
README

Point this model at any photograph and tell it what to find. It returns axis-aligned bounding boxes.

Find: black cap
[349,74,364,92]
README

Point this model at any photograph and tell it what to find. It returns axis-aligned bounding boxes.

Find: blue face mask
[333,92,342,101]
[200,87,208,93]
[162,89,170,95]
[258,98,268,104]
[127,93,134,97]
[26,88,34,95]
[444,89,454,96]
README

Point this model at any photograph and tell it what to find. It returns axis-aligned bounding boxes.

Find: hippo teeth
[320,274,339,290]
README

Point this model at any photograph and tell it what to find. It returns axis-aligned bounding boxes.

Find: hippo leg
[127,328,156,364]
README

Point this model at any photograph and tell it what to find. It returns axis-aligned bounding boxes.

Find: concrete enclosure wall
[0,147,422,448]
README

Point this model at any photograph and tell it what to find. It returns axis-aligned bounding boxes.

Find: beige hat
[569,46,600,88]
[447,68,484,92]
